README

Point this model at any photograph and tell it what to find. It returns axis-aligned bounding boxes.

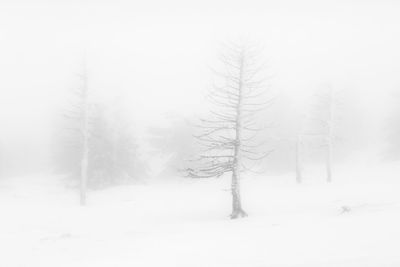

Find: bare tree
[264,96,306,184]
[293,111,307,184]
[188,43,272,219]
[384,91,400,160]
[54,58,90,205]
[78,59,90,205]
[54,74,145,202]
[309,85,336,183]
[325,88,334,183]
[295,134,303,183]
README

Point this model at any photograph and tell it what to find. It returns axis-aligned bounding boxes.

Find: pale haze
[0,0,400,266]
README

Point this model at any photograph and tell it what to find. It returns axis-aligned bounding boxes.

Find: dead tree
[58,61,90,205]
[309,85,336,183]
[293,111,307,184]
[326,88,334,183]
[65,59,90,206]
[295,134,302,183]
[80,74,89,205]
[76,59,90,206]
[188,43,272,219]
[57,73,144,198]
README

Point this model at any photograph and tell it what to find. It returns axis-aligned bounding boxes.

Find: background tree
[187,43,272,219]
[384,91,400,161]
[77,62,90,206]
[147,114,199,178]
[52,69,144,204]
[52,62,90,205]
[295,116,306,183]
[308,85,338,183]
[271,85,365,183]
[256,94,306,183]
[89,104,146,187]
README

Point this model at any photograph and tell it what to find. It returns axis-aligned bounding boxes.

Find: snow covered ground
[1,165,400,267]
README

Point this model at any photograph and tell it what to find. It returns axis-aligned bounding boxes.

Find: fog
[1,0,399,173]
[1,0,400,266]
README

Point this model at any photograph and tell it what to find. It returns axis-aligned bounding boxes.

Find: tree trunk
[80,147,88,205]
[80,65,89,206]
[230,169,247,219]
[295,135,302,184]
[326,138,332,183]
[326,87,334,183]
[230,50,247,220]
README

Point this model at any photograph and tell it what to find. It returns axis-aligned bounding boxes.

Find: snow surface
[1,165,400,267]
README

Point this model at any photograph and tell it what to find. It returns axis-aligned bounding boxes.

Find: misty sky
[0,0,399,170]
